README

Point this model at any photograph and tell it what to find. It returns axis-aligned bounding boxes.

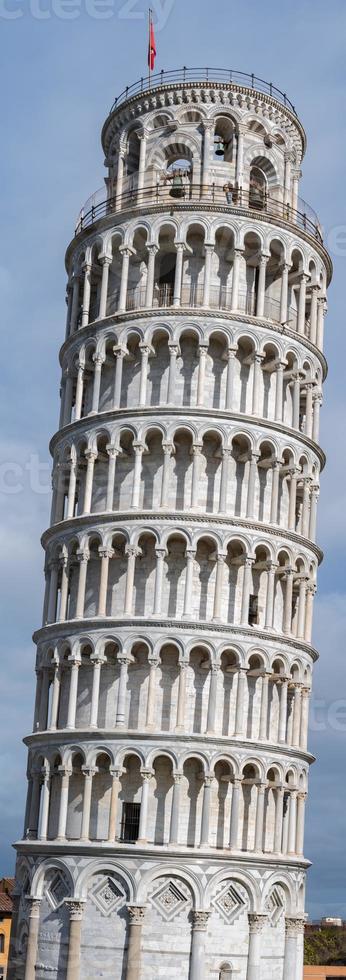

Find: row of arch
[51,426,320,541]
[59,327,323,442]
[34,637,311,749]
[67,220,327,352]
[26,746,307,858]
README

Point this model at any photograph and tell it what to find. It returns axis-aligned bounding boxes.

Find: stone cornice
[13,838,311,870]
[41,509,323,565]
[59,309,328,381]
[32,616,319,661]
[23,727,315,766]
[49,406,326,470]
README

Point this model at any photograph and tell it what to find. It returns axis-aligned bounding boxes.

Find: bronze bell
[214,138,225,157]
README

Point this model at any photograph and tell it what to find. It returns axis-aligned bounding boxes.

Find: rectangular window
[120,802,141,843]
[248,593,259,626]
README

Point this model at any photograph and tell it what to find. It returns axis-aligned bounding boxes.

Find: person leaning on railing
[223,182,240,205]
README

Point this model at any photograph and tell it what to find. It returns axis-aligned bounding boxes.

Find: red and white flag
[148,10,156,72]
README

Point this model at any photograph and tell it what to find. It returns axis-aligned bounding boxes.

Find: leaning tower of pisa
[9,69,332,980]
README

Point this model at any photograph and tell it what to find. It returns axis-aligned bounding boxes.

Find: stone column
[297,273,308,335]
[206,664,220,732]
[259,674,269,740]
[229,778,241,849]
[137,132,147,198]
[124,547,139,615]
[203,244,214,306]
[145,244,158,307]
[270,459,281,524]
[116,657,130,727]
[57,767,71,839]
[288,790,298,855]
[292,372,301,429]
[309,283,319,344]
[305,584,316,643]
[69,276,80,333]
[131,444,145,508]
[297,579,308,639]
[138,770,152,843]
[200,776,213,846]
[280,263,290,323]
[300,476,311,536]
[283,917,305,980]
[241,558,254,625]
[212,556,226,622]
[278,679,289,743]
[235,126,245,185]
[38,767,50,840]
[80,767,96,840]
[62,370,74,426]
[176,661,188,731]
[167,344,179,401]
[254,783,266,852]
[246,453,260,519]
[283,568,294,634]
[90,657,104,728]
[108,768,121,841]
[112,346,127,408]
[82,450,97,515]
[146,659,159,730]
[38,668,50,730]
[160,442,174,508]
[304,383,314,439]
[81,262,92,328]
[275,361,285,422]
[317,295,326,350]
[225,346,237,411]
[251,354,263,415]
[118,247,132,312]
[183,550,196,617]
[288,468,298,530]
[292,169,301,213]
[197,345,208,406]
[265,562,277,630]
[91,354,104,414]
[28,770,41,837]
[49,660,61,730]
[98,548,113,617]
[234,670,246,736]
[189,911,210,980]
[292,685,303,748]
[126,905,146,980]
[106,446,119,511]
[76,549,89,619]
[58,555,69,623]
[66,455,77,519]
[312,392,322,443]
[202,120,213,191]
[218,449,231,514]
[231,249,242,310]
[67,658,80,729]
[256,254,269,317]
[284,151,293,206]
[153,548,166,616]
[47,560,59,623]
[173,243,185,306]
[190,443,203,508]
[115,153,125,211]
[274,785,284,853]
[99,256,111,319]
[139,344,151,406]
[24,898,41,980]
[300,687,310,752]
[246,914,268,980]
[65,900,85,980]
[296,793,306,857]
[169,773,182,844]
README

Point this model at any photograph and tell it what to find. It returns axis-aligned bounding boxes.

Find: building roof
[0,878,15,895]
[0,893,13,913]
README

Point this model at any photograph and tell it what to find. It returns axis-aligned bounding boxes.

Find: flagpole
[148,7,151,89]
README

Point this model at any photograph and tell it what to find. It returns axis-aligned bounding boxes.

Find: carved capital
[192,910,210,931]
[248,913,268,934]
[127,904,146,925]
[285,916,305,938]
[65,899,86,921]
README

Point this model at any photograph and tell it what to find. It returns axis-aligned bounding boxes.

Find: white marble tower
[9,68,332,980]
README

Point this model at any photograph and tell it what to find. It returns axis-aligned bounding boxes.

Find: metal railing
[75,183,323,243]
[108,67,297,115]
[105,284,301,332]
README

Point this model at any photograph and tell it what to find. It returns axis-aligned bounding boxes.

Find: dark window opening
[248,593,259,626]
[120,802,140,843]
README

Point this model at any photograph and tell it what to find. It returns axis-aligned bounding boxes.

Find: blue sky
[0,0,345,919]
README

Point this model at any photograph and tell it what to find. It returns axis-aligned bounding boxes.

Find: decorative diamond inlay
[46,872,69,910]
[150,880,189,921]
[91,876,125,917]
[265,887,285,926]
[213,882,248,924]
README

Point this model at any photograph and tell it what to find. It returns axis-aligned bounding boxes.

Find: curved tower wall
[10,73,331,980]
